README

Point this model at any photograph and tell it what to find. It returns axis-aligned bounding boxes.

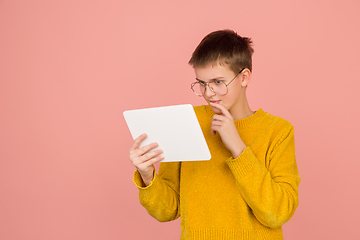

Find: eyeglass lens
[192,81,228,96]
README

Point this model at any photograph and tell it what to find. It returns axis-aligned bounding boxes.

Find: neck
[230,92,254,120]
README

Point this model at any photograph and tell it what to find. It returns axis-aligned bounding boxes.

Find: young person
[129,29,300,240]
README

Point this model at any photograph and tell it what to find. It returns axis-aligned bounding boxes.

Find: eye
[198,81,206,86]
[214,80,224,85]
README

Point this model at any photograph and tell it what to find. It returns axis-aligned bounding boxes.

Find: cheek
[227,86,242,99]
[221,91,240,108]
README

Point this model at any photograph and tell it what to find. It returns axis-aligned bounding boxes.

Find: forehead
[194,62,235,80]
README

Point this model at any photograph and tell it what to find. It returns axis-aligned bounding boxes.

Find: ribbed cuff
[133,169,166,202]
[226,147,257,178]
[133,169,156,189]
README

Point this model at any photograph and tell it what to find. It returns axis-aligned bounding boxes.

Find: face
[194,63,250,117]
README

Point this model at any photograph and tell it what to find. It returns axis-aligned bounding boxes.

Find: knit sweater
[133,105,300,240]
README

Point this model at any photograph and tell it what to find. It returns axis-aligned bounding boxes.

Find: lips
[210,100,221,104]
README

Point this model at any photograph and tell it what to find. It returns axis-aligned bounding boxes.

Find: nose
[204,83,216,97]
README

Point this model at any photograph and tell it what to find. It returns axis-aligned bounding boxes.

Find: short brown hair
[188,29,254,73]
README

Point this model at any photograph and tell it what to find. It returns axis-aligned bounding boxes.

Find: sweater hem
[185,227,283,240]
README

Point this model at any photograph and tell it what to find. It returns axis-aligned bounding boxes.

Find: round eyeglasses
[191,68,245,97]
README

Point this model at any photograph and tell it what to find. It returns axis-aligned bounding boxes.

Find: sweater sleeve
[133,161,181,222]
[226,123,300,229]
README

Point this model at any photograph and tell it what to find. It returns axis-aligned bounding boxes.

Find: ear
[240,68,251,87]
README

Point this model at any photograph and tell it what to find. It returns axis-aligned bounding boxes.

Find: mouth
[209,100,221,104]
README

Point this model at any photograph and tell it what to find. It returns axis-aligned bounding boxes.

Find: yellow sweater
[133,105,300,240]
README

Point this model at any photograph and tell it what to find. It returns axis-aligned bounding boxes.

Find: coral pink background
[1,0,360,239]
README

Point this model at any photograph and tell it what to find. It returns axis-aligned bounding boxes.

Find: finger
[129,142,158,163]
[136,142,159,157]
[211,115,224,135]
[211,115,228,131]
[211,128,216,136]
[211,114,227,122]
[141,148,163,163]
[210,102,232,118]
[136,153,164,172]
[211,121,220,135]
[147,154,164,165]
[129,133,147,152]
[211,121,223,127]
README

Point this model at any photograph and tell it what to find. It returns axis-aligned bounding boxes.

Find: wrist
[231,141,246,159]
[139,169,154,187]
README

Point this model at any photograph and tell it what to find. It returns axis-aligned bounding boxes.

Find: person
[129,29,300,240]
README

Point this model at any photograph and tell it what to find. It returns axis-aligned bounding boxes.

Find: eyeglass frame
[191,68,245,97]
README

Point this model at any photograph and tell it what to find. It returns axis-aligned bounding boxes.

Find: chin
[210,105,222,114]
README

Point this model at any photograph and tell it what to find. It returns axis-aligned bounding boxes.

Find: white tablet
[123,104,211,162]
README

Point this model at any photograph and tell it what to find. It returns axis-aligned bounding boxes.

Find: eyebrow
[195,77,226,82]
